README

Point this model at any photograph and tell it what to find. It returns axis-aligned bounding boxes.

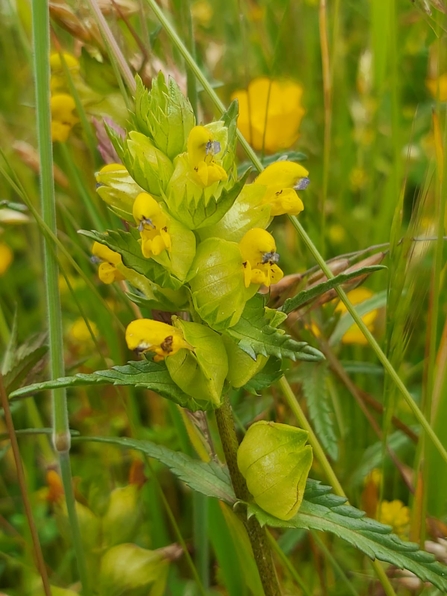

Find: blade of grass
[32,2,90,593]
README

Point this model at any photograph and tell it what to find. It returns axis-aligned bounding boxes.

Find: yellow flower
[335,287,378,345]
[426,74,447,102]
[132,193,171,259]
[51,94,79,142]
[377,500,410,538]
[0,242,13,276]
[187,126,227,187]
[50,52,80,93]
[239,228,284,288]
[68,318,99,344]
[231,77,305,153]
[254,161,309,216]
[92,241,125,284]
[125,319,191,361]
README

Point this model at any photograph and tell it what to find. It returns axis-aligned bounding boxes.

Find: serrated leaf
[227,294,324,362]
[247,479,447,592]
[296,363,338,460]
[9,360,212,412]
[237,150,307,176]
[243,357,283,395]
[74,435,235,504]
[2,332,48,394]
[174,168,251,231]
[280,266,387,314]
[80,229,184,290]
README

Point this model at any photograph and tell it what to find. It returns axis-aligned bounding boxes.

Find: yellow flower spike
[91,241,125,284]
[335,287,378,345]
[426,73,447,102]
[50,94,79,142]
[254,161,309,216]
[0,243,13,276]
[239,228,284,288]
[132,193,171,259]
[49,52,79,73]
[187,125,227,188]
[50,52,80,93]
[231,77,305,153]
[125,319,192,362]
[377,500,410,538]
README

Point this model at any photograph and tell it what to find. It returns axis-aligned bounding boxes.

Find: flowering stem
[215,396,281,596]
[0,374,52,596]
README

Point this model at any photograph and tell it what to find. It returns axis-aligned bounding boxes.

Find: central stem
[215,396,281,596]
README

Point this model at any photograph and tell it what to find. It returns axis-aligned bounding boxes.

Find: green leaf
[247,480,447,592]
[280,266,387,314]
[9,359,210,412]
[296,363,338,460]
[329,290,387,346]
[227,294,324,362]
[2,331,48,394]
[243,357,283,395]
[73,435,236,505]
[80,229,184,290]
[237,150,307,176]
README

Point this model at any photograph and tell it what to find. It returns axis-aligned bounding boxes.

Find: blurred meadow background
[1,0,447,594]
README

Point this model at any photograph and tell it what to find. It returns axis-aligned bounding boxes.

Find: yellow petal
[92,242,122,266]
[125,319,191,359]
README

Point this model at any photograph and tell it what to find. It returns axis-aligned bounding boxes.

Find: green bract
[199,183,272,243]
[237,421,313,521]
[124,132,174,196]
[95,164,143,221]
[165,319,228,407]
[222,334,268,388]
[134,73,195,159]
[189,238,257,331]
[149,207,196,282]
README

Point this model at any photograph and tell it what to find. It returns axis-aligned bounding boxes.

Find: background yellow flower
[231,77,305,153]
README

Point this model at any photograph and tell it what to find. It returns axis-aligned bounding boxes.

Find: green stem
[215,396,281,596]
[278,376,344,496]
[0,374,52,596]
[32,2,90,593]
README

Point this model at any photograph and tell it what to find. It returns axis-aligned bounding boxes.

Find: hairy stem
[215,396,281,596]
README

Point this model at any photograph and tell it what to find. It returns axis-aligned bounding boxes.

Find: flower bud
[237,421,313,520]
[123,132,174,196]
[101,484,141,548]
[134,73,195,159]
[95,164,144,220]
[188,238,256,331]
[99,543,169,596]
